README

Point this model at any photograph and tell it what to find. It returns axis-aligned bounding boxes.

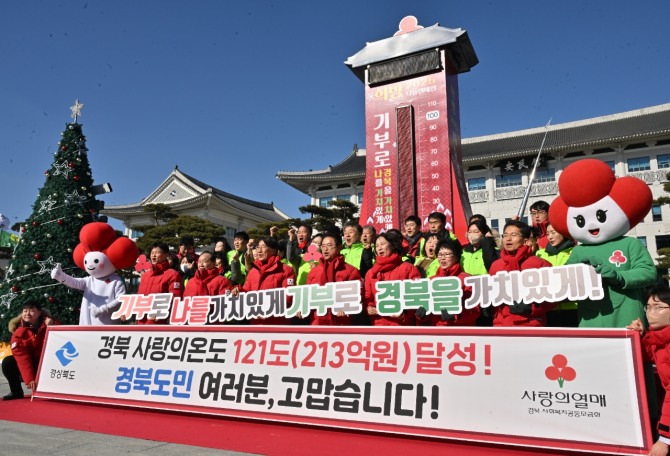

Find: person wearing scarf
[2,302,56,400]
[236,236,296,325]
[184,251,233,297]
[488,221,554,327]
[306,233,362,325]
[416,239,478,326]
[536,223,578,327]
[365,231,421,326]
[402,215,424,258]
[137,242,183,324]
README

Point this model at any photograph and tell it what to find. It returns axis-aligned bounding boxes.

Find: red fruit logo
[545,354,576,388]
[302,244,323,263]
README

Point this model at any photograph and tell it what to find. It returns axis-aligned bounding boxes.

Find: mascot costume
[549,159,657,327]
[51,222,139,325]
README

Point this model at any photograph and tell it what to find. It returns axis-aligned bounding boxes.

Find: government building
[277,103,670,261]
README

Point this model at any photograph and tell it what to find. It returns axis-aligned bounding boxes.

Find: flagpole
[517,119,552,219]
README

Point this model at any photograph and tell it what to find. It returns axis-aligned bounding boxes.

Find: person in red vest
[136,242,183,324]
[306,233,362,325]
[529,200,550,249]
[489,221,554,327]
[1,301,56,400]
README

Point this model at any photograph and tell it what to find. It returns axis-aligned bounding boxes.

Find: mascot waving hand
[549,159,657,327]
[51,222,139,325]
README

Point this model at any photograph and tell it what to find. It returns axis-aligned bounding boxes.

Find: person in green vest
[418,212,458,254]
[414,233,440,278]
[536,223,578,327]
[461,220,499,276]
[341,222,374,278]
[226,231,249,285]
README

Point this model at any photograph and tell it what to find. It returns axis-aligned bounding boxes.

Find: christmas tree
[0,101,108,340]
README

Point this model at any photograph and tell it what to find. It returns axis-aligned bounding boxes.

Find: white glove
[91,306,105,318]
[51,263,63,281]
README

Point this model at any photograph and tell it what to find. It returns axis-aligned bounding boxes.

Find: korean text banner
[35,326,651,455]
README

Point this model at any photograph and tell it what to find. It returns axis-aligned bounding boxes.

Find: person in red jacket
[136,242,183,324]
[529,200,550,249]
[183,251,233,297]
[628,285,670,456]
[306,233,362,325]
[1,302,56,400]
[489,220,554,327]
[365,231,421,326]
[416,238,478,326]
[234,236,295,325]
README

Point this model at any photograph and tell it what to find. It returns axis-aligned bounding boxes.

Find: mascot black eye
[84,259,88,265]
[574,215,585,228]
[94,259,99,264]
[596,209,607,223]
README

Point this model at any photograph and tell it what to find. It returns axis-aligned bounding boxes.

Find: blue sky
[2,0,669,231]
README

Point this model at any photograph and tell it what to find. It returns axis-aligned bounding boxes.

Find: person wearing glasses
[416,238,478,326]
[488,220,554,327]
[529,200,550,249]
[306,233,362,325]
[628,285,670,456]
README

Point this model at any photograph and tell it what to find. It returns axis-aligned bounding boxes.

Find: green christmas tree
[0,101,107,340]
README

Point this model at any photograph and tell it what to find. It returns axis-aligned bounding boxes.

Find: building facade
[277,103,670,260]
[103,167,288,242]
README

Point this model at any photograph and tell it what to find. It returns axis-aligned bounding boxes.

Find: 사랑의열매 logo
[545,354,576,388]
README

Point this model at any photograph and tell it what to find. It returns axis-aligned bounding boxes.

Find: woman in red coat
[235,237,295,325]
[416,238,479,326]
[365,230,421,326]
[306,233,362,325]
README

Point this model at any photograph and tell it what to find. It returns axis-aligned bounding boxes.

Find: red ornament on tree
[57,219,64,225]
[11,285,19,293]
[48,296,55,303]
[34,253,42,260]
[61,145,68,151]
[44,170,50,177]
[68,162,75,168]
[20,226,26,233]
[73,175,80,181]
[32,221,39,227]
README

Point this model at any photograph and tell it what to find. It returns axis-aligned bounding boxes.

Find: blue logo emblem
[55,341,79,366]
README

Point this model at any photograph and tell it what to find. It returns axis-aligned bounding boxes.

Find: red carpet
[0,397,577,455]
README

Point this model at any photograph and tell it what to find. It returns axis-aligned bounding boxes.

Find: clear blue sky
[2,0,669,231]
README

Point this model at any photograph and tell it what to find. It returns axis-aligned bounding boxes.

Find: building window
[658,154,670,169]
[656,235,670,250]
[653,205,663,222]
[627,156,651,172]
[490,219,499,232]
[534,168,555,183]
[130,229,143,239]
[319,197,331,207]
[637,236,648,248]
[468,177,486,191]
[226,227,236,238]
[603,160,615,172]
[357,192,363,204]
[495,173,522,188]
[335,195,353,202]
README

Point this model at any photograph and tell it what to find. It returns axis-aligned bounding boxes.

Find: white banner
[35,326,650,455]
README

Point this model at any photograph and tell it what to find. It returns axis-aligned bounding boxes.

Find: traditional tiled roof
[277,103,670,193]
[103,168,287,222]
[462,103,670,162]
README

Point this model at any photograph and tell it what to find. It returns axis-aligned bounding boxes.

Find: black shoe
[3,392,24,400]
